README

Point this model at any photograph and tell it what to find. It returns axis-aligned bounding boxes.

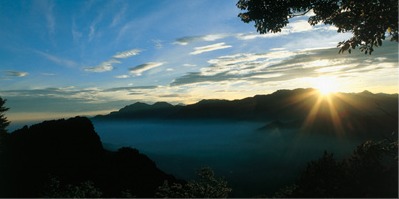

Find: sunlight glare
[311,77,338,95]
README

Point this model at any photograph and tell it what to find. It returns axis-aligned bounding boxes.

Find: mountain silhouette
[0,116,182,197]
[93,88,398,139]
[94,101,183,120]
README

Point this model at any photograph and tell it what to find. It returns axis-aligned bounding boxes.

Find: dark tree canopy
[237,0,398,54]
[0,97,10,150]
[0,96,10,134]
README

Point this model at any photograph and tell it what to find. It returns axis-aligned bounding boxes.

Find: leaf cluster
[274,140,398,197]
[237,0,398,54]
[42,177,103,198]
[156,166,232,198]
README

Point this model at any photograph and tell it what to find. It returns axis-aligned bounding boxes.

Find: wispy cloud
[173,34,229,45]
[85,59,120,72]
[103,86,158,92]
[129,62,165,76]
[190,42,232,55]
[35,1,55,35]
[183,64,197,67]
[115,75,130,78]
[41,73,56,76]
[171,41,398,87]
[86,48,143,73]
[35,51,77,68]
[113,49,143,59]
[152,39,163,49]
[236,20,334,40]
[71,19,83,43]
[110,5,127,27]
[88,13,103,42]
[5,70,29,77]
[158,94,182,98]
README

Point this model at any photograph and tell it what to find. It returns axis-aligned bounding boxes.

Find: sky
[0,0,398,122]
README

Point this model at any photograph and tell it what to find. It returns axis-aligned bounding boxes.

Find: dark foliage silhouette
[0,116,181,197]
[42,177,102,198]
[273,140,398,198]
[236,0,398,54]
[0,96,10,151]
[156,167,232,198]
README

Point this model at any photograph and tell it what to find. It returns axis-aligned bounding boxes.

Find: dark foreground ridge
[0,116,182,198]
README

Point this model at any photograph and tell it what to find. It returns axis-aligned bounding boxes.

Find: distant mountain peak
[360,90,373,95]
[152,101,173,107]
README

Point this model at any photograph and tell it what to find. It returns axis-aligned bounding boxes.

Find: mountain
[93,101,183,120]
[0,117,182,197]
[94,88,398,121]
[93,88,398,139]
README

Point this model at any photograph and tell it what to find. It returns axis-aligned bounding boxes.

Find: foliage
[156,167,232,198]
[273,140,398,198]
[0,96,10,151]
[237,0,398,54]
[42,177,103,198]
[0,117,181,197]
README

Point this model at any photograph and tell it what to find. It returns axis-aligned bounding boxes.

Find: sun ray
[299,94,324,135]
[326,94,345,137]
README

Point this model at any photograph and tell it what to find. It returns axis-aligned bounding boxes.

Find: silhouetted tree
[0,117,181,198]
[237,0,398,54]
[42,177,102,198]
[273,140,398,198]
[156,167,232,198]
[0,96,10,146]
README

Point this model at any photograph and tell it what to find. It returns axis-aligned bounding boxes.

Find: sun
[311,77,338,96]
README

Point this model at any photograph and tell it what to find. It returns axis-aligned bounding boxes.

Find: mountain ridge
[93,88,398,122]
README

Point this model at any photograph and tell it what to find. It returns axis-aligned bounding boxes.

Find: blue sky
[0,0,398,122]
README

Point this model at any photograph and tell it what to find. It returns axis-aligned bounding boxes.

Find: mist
[92,119,362,197]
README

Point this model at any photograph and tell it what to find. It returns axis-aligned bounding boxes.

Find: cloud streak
[85,59,120,72]
[36,51,77,68]
[190,42,232,55]
[173,34,230,45]
[103,86,159,92]
[171,40,398,87]
[129,62,165,76]
[114,75,130,79]
[85,48,143,73]
[5,70,29,77]
[113,49,143,58]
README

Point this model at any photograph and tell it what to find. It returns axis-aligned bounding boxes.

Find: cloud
[85,59,120,72]
[103,86,158,92]
[41,73,56,76]
[86,48,143,73]
[110,5,127,27]
[35,51,76,68]
[34,1,55,35]
[190,42,232,55]
[113,49,143,59]
[170,40,398,87]
[152,39,163,49]
[183,64,197,67]
[158,94,182,98]
[115,75,130,79]
[71,19,83,43]
[129,62,165,76]
[235,20,335,40]
[89,12,103,42]
[173,34,229,45]
[5,70,29,77]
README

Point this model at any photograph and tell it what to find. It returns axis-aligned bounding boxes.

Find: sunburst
[311,76,338,96]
